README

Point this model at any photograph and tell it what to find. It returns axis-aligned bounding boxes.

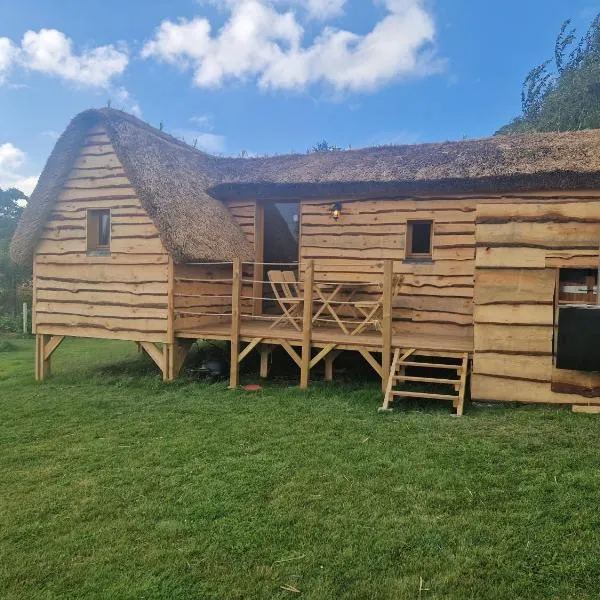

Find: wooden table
[312,282,360,335]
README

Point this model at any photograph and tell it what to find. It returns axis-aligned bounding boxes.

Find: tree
[309,139,343,153]
[0,187,30,319]
[498,14,600,134]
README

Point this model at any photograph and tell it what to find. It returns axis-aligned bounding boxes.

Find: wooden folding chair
[267,270,303,331]
[351,275,403,336]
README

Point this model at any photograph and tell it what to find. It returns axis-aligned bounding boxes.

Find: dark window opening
[558,268,597,305]
[406,220,432,259]
[87,209,111,253]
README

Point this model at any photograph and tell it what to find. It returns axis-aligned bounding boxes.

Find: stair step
[392,390,457,401]
[398,361,461,370]
[393,375,459,385]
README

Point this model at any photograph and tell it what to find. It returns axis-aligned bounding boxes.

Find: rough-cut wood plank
[474,269,555,305]
[476,247,547,269]
[551,367,600,398]
[474,323,552,354]
[37,288,168,307]
[36,252,168,265]
[471,374,600,404]
[35,262,168,283]
[473,353,552,382]
[474,303,554,325]
[36,277,167,295]
[476,201,600,222]
[35,312,167,331]
[36,301,167,319]
[477,222,600,248]
[36,324,166,343]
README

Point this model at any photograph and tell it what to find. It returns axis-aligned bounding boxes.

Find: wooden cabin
[11,108,600,411]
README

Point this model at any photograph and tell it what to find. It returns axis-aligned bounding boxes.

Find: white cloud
[0,142,39,196]
[0,29,128,89]
[190,113,214,129]
[0,37,16,82]
[142,0,440,93]
[174,129,226,153]
[203,0,346,20]
[111,86,142,116]
[19,29,128,87]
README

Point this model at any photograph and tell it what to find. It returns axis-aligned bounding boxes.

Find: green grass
[2,337,600,599]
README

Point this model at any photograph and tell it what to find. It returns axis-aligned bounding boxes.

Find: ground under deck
[177,319,473,357]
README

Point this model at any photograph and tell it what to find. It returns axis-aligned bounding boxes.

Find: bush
[0,314,22,333]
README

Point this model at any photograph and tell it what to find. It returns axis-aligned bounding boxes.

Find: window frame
[86,208,112,255]
[405,219,433,261]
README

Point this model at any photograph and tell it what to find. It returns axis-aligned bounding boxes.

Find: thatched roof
[10,108,254,266]
[11,107,600,265]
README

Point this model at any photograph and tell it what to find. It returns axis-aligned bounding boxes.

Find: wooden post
[229,259,242,388]
[381,259,393,393]
[260,344,271,378]
[253,203,265,316]
[35,334,64,381]
[22,303,27,335]
[300,259,314,389]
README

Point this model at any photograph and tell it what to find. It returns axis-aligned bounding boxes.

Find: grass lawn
[2,337,600,599]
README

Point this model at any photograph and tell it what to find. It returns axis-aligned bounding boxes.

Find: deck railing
[173,259,395,390]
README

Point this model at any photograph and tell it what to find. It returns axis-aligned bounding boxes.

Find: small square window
[87,209,111,254]
[406,220,432,259]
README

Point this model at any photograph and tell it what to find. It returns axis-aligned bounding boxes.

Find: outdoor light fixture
[330,202,342,220]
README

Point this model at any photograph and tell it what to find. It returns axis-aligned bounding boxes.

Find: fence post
[229,259,242,388]
[22,302,28,335]
[381,259,393,392]
[300,259,314,389]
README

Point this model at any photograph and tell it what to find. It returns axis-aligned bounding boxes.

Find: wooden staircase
[380,349,470,415]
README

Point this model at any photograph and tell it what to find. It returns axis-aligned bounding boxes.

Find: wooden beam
[253,203,264,316]
[230,259,242,388]
[310,343,337,369]
[140,341,165,377]
[380,347,401,411]
[572,405,600,414]
[300,259,314,389]
[43,335,65,361]
[324,350,342,382]
[167,256,175,343]
[260,344,272,378]
[455,353,470,416]
[238,337,263,363]
[165,339,193,381]
[358,348,382,377]
[381,259,393,392]
[279,338,302,368]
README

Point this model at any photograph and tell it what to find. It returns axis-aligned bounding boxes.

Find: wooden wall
[472,194,600,404]
[173,201,258,334]
[300,197,476,339]
[34,125,170,343]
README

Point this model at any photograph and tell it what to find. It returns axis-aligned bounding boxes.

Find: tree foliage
[0,187,31,320]
[498,14,600,134]
[309,139,343,153]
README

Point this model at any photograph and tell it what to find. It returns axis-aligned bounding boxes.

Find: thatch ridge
[11,107,600,265]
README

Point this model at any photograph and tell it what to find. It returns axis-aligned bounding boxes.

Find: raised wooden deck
[177,319,473,356]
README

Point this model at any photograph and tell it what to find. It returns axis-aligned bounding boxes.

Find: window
[405,220,433,259]
[558,268,597,305]
[87,209,111,253]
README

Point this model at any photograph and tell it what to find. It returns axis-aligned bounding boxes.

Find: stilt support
[324,350,342,381]
[35,334,65,381]
[260,344,273,378]
[165,340,194,382]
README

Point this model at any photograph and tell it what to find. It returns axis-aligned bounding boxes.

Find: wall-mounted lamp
[330,202,342,220]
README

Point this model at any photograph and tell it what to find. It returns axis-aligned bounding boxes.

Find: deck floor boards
[177,318,473,355]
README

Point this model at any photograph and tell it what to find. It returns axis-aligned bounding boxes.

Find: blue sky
[0,0,596,195]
